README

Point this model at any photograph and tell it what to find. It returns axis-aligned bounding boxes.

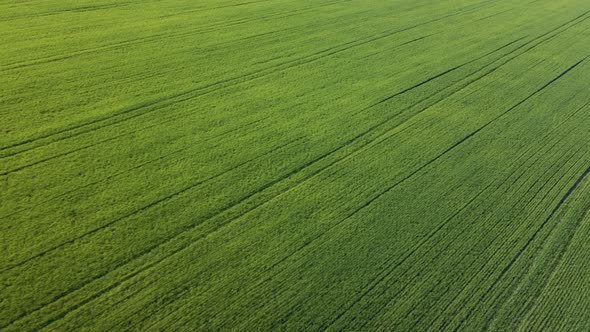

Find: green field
[2,0,590,330]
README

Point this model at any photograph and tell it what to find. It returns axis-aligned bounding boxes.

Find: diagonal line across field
[2,0,590,330]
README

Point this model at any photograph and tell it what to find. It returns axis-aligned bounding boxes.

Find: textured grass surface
[2,0,590,330]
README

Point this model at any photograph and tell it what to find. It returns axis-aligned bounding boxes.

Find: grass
[2,0,590,330]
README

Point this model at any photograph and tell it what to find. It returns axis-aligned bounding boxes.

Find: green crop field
[2,0,590,330]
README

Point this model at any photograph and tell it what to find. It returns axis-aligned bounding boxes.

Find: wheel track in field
[0,114,271,221]
[0,1,545,177]
[1,26,525,254]
[400,102,580,328]
[1,120,169,175]
[321,52,590,330]
[49,16,590,332]
[402,141,575,330]
[1,32,529,329]
[411,100,590,330]
[1,0,495,71]
[0,106,270,183]
[348,131,574,331]
[0,29,426,158]
[1,31,527,274]
[18,125,408,330]
[2,3,588,332]
[453,160,590,330]
[473,8,514,22]
[0,2,132,22]
[1,0,452,74]
[0,0,409,150]
[509,182,590,330]
[3,120,411,329]
[174,0,275,13]
[0,0,508,158]
[0,0,366,110]
[477,101,590,331]
[456,122,590,329]
[351,8,590,120]
[407,143,589,331]
[0,134,303,273]
[0,0,348,70]
[0,21,580,330]
[433,142,590,331]
[0,116,175,177]
[1,2,579,178]
[0,29,527,222]
[126,46,579,328]
[6,131,375,330]
[0,31,433,177]
[531,202,590,328]
[4,3,588,330]
[0,134,342,328]
[290,183,495,329]
[358,138,585,330]
[0,28,562,328]
[437,53,590,325]
[344,52,585,238]
[413,70,590,331]
[161,0,328,18]
[245,105,584,328]
[435,146,590,331]
[329,132,570,330]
